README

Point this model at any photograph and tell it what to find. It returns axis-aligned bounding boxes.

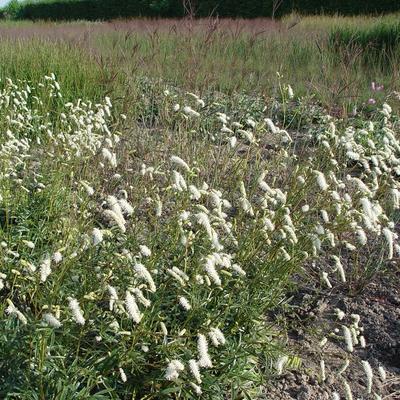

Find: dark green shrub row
[5,0,400,21]
[196,0,400,18]
[5,0,185,20]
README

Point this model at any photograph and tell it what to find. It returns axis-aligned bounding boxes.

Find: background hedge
[5,0,400,21]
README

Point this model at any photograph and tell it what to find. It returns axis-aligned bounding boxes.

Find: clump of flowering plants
[0,76,398,399]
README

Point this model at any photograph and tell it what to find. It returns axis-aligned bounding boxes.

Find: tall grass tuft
[329,20,400,60]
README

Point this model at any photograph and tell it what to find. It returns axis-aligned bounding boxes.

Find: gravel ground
[264,264,400,400]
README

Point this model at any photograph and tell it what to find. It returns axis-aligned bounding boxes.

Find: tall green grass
[329,19,400,59]
[0,39,105,101]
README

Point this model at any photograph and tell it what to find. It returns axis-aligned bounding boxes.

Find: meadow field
[0,14,399,110]
[0,13,399,400]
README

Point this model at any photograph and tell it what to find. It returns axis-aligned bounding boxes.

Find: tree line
[3,0,400,20]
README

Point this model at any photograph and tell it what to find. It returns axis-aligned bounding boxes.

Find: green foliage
[2,0,23,19]
[11,0,186,20]
[4,0,400,21]
[329,19,400,58]
[289,0,400,16]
